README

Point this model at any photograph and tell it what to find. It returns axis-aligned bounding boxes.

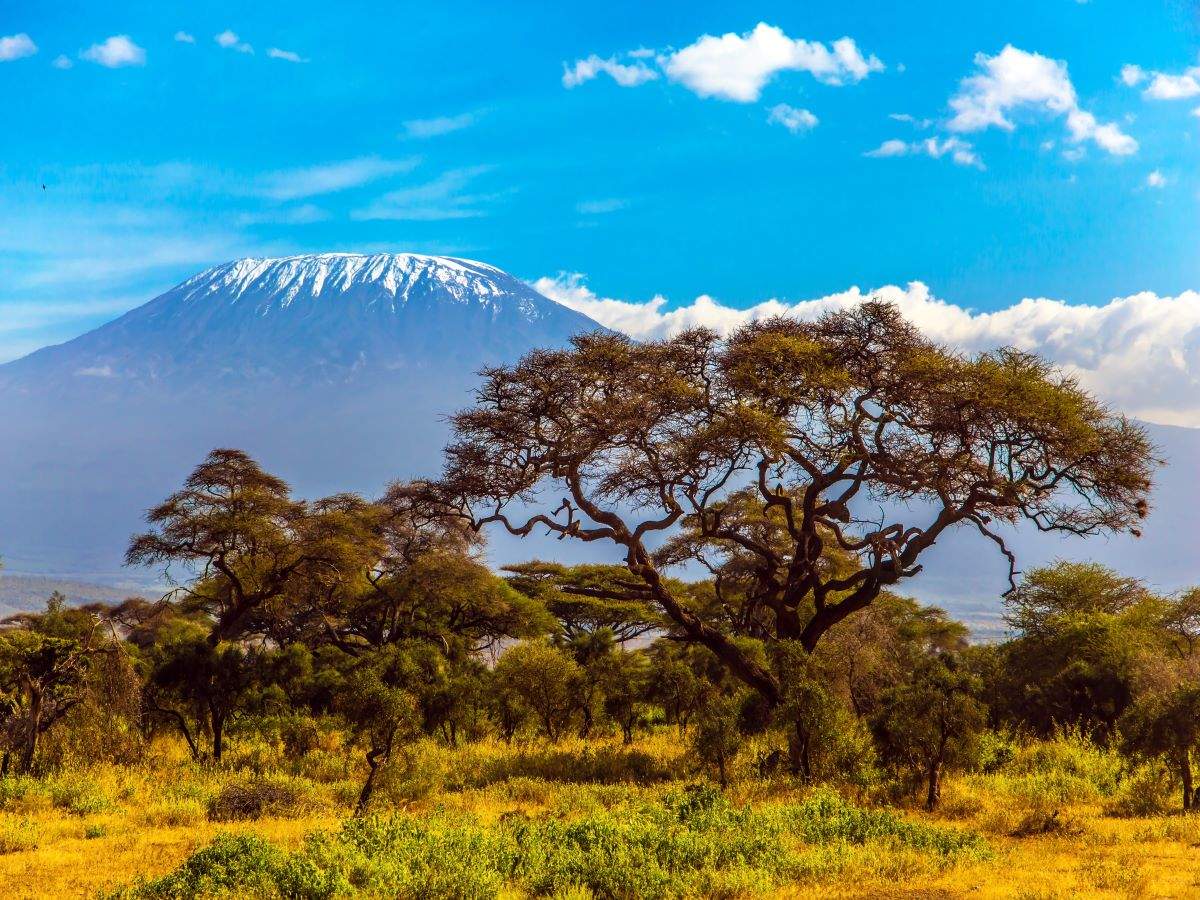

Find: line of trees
[4,302,1189,812]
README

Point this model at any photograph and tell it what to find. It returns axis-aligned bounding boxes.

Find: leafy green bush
[121,786,988,898]
[1105,764,1173,818]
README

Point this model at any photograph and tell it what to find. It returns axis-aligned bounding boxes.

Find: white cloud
[661,23,882,101]
[534,275,1200,427]
[948,45,1136,156]
[889,112,932,128]
[1144,71,1200,100]
[1147,169,1166,188]
[767,103,818,133]
[258,157,417,200]
[562,54,658,88]
[174,31,195,44]
[577,198,628,215]
[0,33,37,61]
[1120,64,1145,87]
[267,47,306,63]
[865,136,981,167]
[351,166,498,221]
[52,54,72,70]
[402,112,476,139]
[81,35,145,68]
[215,30,253,54]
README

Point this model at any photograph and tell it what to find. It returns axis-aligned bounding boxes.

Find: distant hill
[0,573,145,617]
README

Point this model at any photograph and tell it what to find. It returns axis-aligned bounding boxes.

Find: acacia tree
[126,449,378,645]
[873,654,986,811]
[1121,685,1200,811]
[439,303,1156,711]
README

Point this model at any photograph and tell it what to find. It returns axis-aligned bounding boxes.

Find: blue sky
[2,0,1199,366]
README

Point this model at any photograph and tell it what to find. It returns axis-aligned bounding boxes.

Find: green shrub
[48,775,113,816]
[0,819,39,854]
[1105,764,1172,818]
[121,786,988,898]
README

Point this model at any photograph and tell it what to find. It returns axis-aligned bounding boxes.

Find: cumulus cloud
[174,31,195,44]
[81,35,145,68]
[0,33,37,61]
[865,135,981,167]
[562,54,658,88]
[1144,71,1200,100]
[662,23,882,101]
[562,23,881,102]
[767,103,818,133]
[215,30,253,54]
[1120,64,1146,87]
[534,275,1200,426]
[948,45,1137,156]
[402,112,476,139]
[1147,169,1166,188]
[267,47,306,63]
[52,54,72,70]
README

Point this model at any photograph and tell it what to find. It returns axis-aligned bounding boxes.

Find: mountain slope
[0,253,595,393]
[0,253,605,578]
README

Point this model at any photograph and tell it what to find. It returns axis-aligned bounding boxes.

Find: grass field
[1,731,1197,898]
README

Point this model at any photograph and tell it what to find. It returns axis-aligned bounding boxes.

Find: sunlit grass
[0,730,1198,898]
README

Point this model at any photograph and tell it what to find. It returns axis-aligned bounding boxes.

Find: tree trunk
[1183,754,1194,812]
[355,728,396,816]
[19,684,43,774]
[788,721,813,781]
[925,758,943,812]
[211,709,225,762]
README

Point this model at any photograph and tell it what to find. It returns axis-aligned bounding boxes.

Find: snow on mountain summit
[0,252,603,390]
[177,253,537,316]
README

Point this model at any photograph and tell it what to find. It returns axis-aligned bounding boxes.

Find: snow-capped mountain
[0,253,604,577]
[1,253,598,392]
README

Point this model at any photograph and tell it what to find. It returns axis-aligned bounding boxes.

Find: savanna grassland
[0,730,1198,898]
[1,305,1193,898]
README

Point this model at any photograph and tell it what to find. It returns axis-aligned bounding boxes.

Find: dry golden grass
[2,732,1199,898]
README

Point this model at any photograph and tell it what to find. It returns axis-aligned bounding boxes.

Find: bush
[141,798,207,828]
[0,819,39,854]
[48,775,113,816]
[1105,765,1173,818]
[120,786,989,898]
[207,776,311,822]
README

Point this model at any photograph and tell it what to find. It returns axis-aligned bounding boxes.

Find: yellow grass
[3,732,1200,898]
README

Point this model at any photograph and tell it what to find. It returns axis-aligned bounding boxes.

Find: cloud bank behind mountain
[536,276,1200,428]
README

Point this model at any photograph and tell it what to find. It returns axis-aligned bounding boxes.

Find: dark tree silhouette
[439,302,1158,709]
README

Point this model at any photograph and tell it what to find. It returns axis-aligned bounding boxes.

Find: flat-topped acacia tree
[439,302,1158,708]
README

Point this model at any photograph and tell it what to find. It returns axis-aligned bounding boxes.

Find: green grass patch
[115,785,987,898]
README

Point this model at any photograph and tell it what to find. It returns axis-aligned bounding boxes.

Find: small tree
[145,623,259,762]
[597,648,652,744]
[1121,685,1200,811]
[873,654,986,810]
[492,640,581,742]
[692,693,745,788]
[336,648,421,815]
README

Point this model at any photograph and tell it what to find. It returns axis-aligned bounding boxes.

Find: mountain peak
[176,252,532,315]
[0,251,601,390]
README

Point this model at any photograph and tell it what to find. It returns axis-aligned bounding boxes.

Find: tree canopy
[440,303,1158,706]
